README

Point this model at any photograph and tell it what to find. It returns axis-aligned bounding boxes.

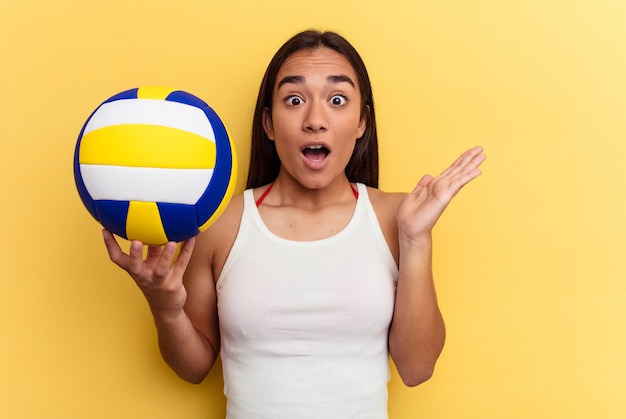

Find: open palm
[397,146,486,243]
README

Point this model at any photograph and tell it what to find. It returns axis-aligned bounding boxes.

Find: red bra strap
[255,183,358,207]
[255,183,274,207]
[351,183,359,199]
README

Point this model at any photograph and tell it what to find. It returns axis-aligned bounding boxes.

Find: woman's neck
[261,173,355,209]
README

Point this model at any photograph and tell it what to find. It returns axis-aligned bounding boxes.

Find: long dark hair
[246,30,379,189]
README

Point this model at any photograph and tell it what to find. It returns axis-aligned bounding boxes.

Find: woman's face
[262,47,367,190]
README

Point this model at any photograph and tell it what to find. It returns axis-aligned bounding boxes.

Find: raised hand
[396,146,486,244]
[102,229,196,316]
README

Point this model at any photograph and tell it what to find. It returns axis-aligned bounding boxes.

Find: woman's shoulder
[365,185,407,216]
[195,192,244,252]
[188,191,246,280]
[197,182,275,243]
[364,186,407,262]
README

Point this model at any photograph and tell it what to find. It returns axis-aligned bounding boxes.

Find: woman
[103,30,485,418]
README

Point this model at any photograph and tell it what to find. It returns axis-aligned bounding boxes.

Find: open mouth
[302,144,330,162]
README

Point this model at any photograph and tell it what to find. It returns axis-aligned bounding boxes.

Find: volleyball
[73,86,237,245]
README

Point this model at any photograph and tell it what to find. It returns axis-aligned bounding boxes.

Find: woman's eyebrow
[277,75,305,88]
[277,74,355,89]
[327,74,355,87]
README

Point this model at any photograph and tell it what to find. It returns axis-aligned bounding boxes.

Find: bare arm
[388,146,486,386]
[103,230,219,384]
[389,233,444,386]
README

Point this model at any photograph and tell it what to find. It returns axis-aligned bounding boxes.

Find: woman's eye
[286,96,303,106]
[330,95,347,106]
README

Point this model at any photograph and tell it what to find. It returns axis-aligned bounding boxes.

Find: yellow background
[1,0,624,418]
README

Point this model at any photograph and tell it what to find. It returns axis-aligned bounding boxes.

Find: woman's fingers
[440,146,486,191]
[442,146,485,177]
[152,241,179,280]
[455,148,486,186]
[103,231,174,282]
[172,237,196,277]
[102,229,129,270]
[463,146,486,173]
[128,240,146,275]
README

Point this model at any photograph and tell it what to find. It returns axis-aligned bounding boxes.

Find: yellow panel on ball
[79,125,217,169]
[137,86,176,100]
[126,201,168,245]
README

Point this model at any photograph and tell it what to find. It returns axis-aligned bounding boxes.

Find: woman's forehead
[276,48,357,85]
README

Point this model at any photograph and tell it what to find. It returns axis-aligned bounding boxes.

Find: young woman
[103,30,485,418]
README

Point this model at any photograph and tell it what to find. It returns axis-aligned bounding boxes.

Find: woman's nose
[303,100,327,132]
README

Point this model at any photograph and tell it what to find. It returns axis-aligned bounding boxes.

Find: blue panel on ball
[104,88,139,103]
[165,90,208,108]
[195,105,233,225]
[158,203,200,242]
[94,201,130,239]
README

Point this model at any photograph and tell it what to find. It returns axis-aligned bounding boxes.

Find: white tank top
[217,183,398,419]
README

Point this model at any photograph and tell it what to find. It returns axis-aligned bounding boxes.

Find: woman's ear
[262,107,275,140]
[357,105,369,139]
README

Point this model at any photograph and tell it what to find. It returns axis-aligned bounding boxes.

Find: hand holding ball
[74,86,237,245]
